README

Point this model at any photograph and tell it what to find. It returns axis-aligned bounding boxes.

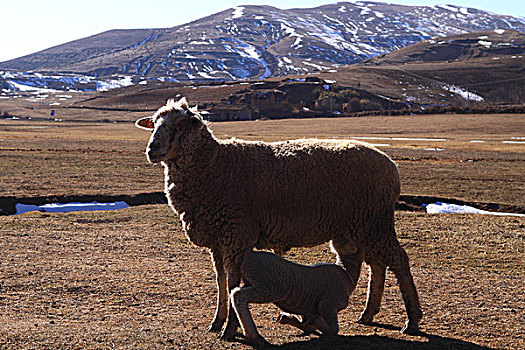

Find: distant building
[209,106,253,121]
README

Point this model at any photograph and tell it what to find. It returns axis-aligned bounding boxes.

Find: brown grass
[1,113,523,204]
[1,207,523,349]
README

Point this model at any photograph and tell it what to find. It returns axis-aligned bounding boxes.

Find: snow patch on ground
[15,202,130,215]
[424,202,525,217]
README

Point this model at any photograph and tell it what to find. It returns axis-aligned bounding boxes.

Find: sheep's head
[135,97,204,163]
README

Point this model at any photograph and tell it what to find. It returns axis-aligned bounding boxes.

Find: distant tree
[348,97,363,112]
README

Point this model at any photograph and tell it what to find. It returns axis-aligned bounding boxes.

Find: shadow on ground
[237,325,494,350]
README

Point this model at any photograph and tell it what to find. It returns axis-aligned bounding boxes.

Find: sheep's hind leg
[209,249,228,332]
[357,262,385,324]
[390,246,422,335]
[231,286,268,344]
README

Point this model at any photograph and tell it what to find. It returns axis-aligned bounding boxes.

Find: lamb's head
[330,237,358,256]
[135,97,205,163]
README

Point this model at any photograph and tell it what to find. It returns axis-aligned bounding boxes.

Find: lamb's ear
[135,117,155,130]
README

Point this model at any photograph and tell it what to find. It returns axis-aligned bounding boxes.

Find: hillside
[1,2,524,82]
[367,29,525,64]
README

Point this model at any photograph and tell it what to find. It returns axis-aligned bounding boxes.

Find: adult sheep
[135,97,422,338]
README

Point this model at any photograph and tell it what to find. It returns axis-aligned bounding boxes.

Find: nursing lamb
[135,97,422,339]
[231,238,363,343]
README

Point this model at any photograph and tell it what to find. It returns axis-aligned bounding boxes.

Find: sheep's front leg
[209,249,228,332]
[219,267,242,340]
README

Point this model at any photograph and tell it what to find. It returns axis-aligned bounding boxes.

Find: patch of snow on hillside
[494,29,505,34]
[198,72,215,79]
[241,45,260,61]
[231,6,245,19]
[323,14,344,26]
[280,22,304,48]
[437,4,459,12]
[459,8,471,15]
[338,6,347,13]
[478,40,492,48]
[303,61,330,70]
[96,76,133,91]
[443,84,483,101]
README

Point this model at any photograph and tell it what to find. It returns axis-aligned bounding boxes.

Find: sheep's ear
[189,105,199,115]
[135,117,155,130]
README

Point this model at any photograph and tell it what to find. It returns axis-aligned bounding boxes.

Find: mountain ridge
[1,1,524,82]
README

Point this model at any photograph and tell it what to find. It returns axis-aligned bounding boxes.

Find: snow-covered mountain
[1,1,524,86]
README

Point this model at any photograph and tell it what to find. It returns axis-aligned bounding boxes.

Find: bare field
[1,113,523,204]
[1,112,524,349]
[1,206,523,349]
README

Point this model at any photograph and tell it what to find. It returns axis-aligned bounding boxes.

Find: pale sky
[1,0,523,63]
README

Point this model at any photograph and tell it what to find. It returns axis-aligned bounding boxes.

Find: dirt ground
[0,111,524,349]
[1,207,523,349]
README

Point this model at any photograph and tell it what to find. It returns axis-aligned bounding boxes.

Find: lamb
[135,97,422,339]
[231,237,363,343]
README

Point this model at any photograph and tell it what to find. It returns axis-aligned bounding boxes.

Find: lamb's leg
[316,299,339,336]
[220,267,242,340]
[230,286,268,344]
[277,314,319,336]
[357,262,385,324]
[209,249,228,332]
[390,245,422,335]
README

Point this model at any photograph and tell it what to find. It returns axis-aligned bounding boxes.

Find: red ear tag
[135,117,155,130]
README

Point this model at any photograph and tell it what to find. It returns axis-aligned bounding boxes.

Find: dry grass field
[1,110,524,349]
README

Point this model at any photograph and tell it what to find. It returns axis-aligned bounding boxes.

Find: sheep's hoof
[208,319,225,332]
[276,314,293,325]
[219,326,238,341]
[401,321,420,335]
[246,335,269,345]
[356,313,374,325]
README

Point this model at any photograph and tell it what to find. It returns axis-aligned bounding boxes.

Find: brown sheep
[135,97,422,339]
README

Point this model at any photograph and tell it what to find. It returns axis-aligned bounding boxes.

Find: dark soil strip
[0,192,523,216]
